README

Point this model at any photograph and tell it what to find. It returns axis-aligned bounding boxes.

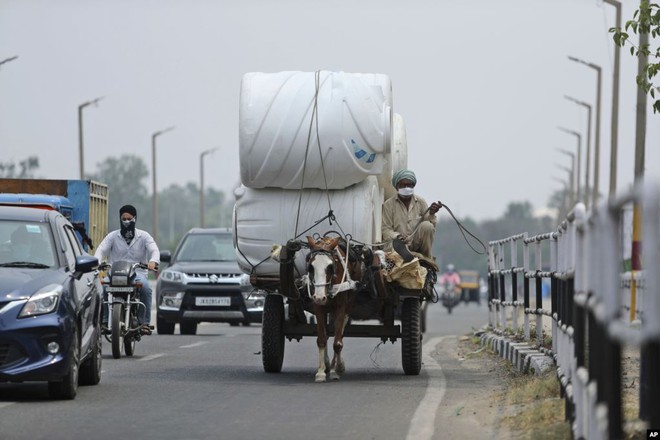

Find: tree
[88,154,150,232]
[610,1,660,113]
[0,156,40,178]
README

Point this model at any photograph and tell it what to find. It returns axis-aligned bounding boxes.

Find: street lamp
[564,95,593,209]
[78,96,104,179]
[151,126,175,243]
[199,147,219,227]
[603,0,621,200]
[568,56,603,204]
[557,127,582,203]
[0,55,18,70]
[555,163,575,207]
[552,176,570,217]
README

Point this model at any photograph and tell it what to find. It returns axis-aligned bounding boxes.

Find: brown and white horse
[305,235,362,382]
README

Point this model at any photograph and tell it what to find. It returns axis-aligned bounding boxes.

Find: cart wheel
[262,295,285,373]
[401,297,422,375]
[420,301,427,334]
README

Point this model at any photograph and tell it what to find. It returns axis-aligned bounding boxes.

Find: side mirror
[160,250,172,263]
[73,255,99,280]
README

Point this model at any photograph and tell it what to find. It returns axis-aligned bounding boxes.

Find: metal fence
[487,179,660,439]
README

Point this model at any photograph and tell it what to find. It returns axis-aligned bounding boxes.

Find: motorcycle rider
[382,169,442,259]
[439,263,461,289]
[95,204,160,335]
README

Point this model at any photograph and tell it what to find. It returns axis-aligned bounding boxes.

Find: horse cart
[248,235,437,380]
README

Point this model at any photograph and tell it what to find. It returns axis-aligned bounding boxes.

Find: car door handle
[87,280,94,287]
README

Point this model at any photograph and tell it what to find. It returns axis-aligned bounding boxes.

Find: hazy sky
[1,0,658,221]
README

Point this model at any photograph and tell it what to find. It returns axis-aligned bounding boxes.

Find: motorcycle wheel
[111,303,123,359]
[124,307,137,356]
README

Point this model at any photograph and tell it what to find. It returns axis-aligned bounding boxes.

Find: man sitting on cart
[382,169,441,260]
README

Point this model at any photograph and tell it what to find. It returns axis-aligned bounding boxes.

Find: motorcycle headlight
[161,270,184,283]
[19,284,62,318]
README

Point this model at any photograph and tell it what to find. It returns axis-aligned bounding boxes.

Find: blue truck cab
[0,179,108,251]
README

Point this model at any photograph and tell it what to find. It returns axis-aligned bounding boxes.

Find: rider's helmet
[446,263,455,273]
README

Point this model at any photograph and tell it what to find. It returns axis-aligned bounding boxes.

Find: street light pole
[555,148,576,205]
[568,56,603,204]
[555,163,575,207]
[558,127,582,203]
[151,126,175,243]
[564,96,593,209]
[77,96,104,179]
[603,0,621,199]
[199,147,219,227]
[0,55,18,70]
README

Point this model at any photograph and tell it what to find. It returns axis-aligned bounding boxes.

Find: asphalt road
[0,297,491,440]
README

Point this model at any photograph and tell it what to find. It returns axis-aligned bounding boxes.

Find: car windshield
[176,233,235,262]
[461,273,478,283]
[0,220,57,268]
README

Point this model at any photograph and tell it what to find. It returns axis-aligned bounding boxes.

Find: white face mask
[398,187,414,197]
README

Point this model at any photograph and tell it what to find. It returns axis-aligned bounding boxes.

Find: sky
[1,0,659,222]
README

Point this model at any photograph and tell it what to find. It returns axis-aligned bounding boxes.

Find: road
[0,298,496,440]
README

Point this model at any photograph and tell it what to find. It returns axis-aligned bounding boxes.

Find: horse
[305,235,364,382]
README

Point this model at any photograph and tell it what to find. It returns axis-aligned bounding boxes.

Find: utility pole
[78,97,104,179]
[199,147,219,227]
[151,126,175,243]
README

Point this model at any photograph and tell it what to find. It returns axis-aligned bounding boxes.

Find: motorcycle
[100,261,156,359]
[439,280,461,314]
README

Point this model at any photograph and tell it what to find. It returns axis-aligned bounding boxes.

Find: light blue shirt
[94,229,160,276]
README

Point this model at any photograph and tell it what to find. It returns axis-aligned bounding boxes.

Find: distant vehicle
[0,206,103,399]
[156,228,264,335]
[459,270,481,305]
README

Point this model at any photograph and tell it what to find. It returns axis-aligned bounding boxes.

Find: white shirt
[94,229,160,276]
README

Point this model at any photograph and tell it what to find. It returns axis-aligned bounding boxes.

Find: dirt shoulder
[429,334,570,439]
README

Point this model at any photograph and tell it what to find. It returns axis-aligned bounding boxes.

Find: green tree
[88,154,151,234]
[610,0,660,113]
[0,156,39,178]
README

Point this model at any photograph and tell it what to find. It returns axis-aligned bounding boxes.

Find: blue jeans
[102,274,152,325]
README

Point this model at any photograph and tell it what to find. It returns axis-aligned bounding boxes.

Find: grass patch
[499,370,569,438]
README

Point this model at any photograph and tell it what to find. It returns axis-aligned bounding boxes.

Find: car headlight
[239,273,251,287]
[161,269,184,283]
[19,284,62,318]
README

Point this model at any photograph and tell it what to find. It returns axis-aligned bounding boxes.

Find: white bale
[239,71,392,190]
[233,176,383,276]
[377,113,408,200]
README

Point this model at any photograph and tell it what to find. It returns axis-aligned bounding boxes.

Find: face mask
[398,187,414,197]
[120,218,136,241]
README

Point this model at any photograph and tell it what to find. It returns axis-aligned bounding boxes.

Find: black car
[156,228,264,335]
[0,206,103,399]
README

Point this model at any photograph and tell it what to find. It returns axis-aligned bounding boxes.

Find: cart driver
[381,169,441,259]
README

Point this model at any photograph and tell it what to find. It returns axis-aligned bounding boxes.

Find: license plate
[195,296,231,306]
[106,286,134,293]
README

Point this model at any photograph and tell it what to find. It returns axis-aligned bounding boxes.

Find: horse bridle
[306,249,337,289]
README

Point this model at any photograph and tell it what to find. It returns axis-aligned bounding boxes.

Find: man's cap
[119,204,137,218]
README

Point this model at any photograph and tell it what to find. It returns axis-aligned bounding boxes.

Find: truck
[0,178,109,251]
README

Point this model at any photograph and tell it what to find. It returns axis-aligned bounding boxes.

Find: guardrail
[487,180,660,439]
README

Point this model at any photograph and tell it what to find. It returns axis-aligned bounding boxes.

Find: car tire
[157,316,175,335]
[79,326,102,386]
[180,320,198,335]
[48,327,80,400]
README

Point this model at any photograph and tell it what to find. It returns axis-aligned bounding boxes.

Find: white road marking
[138,353,165,362]
[179,341,209,349]
[405,336,449,440]
[0,402,16,409]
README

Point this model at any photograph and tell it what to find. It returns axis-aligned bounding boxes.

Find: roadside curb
[478,333,554,375]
